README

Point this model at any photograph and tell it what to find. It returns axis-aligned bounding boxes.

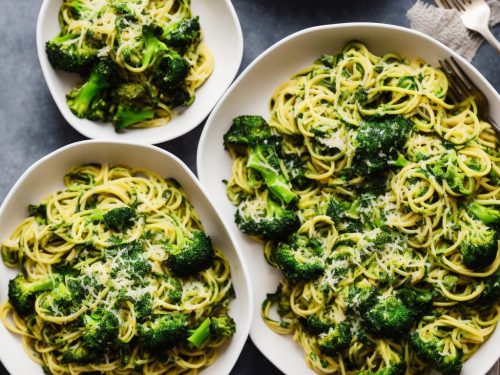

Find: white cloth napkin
[407,0,500,61]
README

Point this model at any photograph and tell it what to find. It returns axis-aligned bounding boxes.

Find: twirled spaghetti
[225,42,500,374]
[1,163,234,374]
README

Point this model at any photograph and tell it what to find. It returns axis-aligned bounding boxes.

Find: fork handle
[477,26,500,54]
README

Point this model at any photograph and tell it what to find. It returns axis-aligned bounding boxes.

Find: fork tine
[449,0,466,11]
[440,59,472,95]
[435,0,451,8]
[449,57,478,90]
[436,0,452,9]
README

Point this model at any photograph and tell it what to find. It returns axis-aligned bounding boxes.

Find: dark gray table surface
[0,0,498,374]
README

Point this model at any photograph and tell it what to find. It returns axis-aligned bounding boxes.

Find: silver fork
[439,57,500,133]
[435,0,500,53]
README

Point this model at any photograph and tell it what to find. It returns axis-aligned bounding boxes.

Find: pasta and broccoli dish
[1,163,235,374]
[224,41,500,374]
[46,0,213,132]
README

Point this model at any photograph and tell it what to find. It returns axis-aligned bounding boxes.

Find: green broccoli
[361,294,415,339]
[479,269,500,305]
[137,24,170,70]
[8,274,57,315]
[223,115,278,149]
[153,50,190,93]
[460,222,497,269]
[103,206,136,232]
[210,315,236,338]
[112,103,156,132]
[187,317,212,348]
[235,195,299,240]
[112,82,156,107]
[106,241,152,281]
[66,59,116,118]
[317,322,352,356]
[60,345,96,364]
[468,202,500,225]
[28,203,47,225]
[82,308,119,350]
[346,285,379,314]
[301,315,333,335]
[282,153,310,189]
[410,330,463,375]
[45,33,97,74]
[352,115,413,175]
[427,151,474,195]
[273,234,325,283]
[247,143,297,204]
[166,230,215,277]
[140,313,188,351]
[159,17,200,50]
[134,293,153,323]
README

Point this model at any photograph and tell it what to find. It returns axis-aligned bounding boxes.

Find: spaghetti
[1,163,234,374]
[225,42,500,374]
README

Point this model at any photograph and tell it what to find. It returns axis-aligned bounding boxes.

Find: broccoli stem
[468,202,500,225]
[113,104,155,132]
[247,145,297,204]
[187,318,211,348]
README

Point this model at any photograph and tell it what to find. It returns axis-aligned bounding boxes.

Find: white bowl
[0,140,253,375]
[197,23,500,375]
[36,0,243,144]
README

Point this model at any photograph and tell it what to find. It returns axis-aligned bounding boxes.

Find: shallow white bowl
[197,23,500,375]
[0,140,253,375]
[36,0,243,144]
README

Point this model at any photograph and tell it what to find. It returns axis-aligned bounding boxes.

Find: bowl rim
[35,0,244,144]
[196,22,500,375]
[0,139,253,375]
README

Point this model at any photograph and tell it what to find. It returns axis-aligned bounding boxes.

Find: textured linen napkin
[407,0,500,61]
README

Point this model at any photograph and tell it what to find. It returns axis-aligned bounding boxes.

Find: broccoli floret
[397,286,434,318]
[301,315,332,335]
[45,33,97,74]
[210,315,236,338]
[159,17,200,50]
[82,308,119,350]
[352,115,413,175]
[346,285,379,314]
[427,151,474,195]
[388,152,410,168]
[362,295,415,339]
[479,269,500,304]
[8,274,57,315]
[66,59,116,118]
[223,115,278,149]
[468,202,500,225]
[235,195,299,240]
[410,331,463,375]
[112,82,156,107]
[137,24,170,70]
[60,345,96,364]
[358,361,405,375]
[103,206,136,232]
[86,93,111,121]
[112,103,156,132]
[460,223,497,269]
[317,322,352,356]
[28,203,47,225]
[273,234,325,283]
[247,143,297,204]
[326,197,358,224]
[141,313,188,351]
[166,230,215,277]
[153,50,190,92]
[134,293,153,322]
